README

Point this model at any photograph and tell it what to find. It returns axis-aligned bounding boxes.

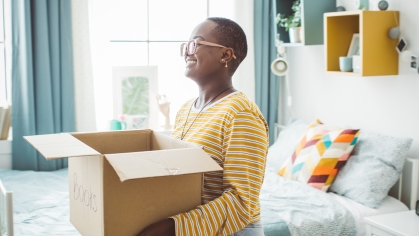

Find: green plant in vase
[276,0,302,43]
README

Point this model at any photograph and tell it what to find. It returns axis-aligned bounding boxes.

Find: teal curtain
[11,0,75,170]
[254,0,279,146]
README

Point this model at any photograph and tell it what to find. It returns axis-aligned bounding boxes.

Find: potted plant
[276,0,302,43]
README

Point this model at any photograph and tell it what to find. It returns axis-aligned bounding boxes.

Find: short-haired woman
[138,17,269,236]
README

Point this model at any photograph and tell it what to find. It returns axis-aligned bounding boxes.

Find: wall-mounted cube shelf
[273,0,336,46]
[325,10,400,76]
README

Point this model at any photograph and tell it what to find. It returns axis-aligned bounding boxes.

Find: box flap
[151,131,199,150]
[24,133,100,160]
[105,147,223,182]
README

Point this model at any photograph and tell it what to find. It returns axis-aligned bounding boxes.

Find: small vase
[289,27,301,43]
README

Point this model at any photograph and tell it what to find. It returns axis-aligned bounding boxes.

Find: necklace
[180,87,233,140]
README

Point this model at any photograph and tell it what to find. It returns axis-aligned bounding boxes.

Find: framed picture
[396,38,407,54]
[112,66,159,130]
[347,34,360,57]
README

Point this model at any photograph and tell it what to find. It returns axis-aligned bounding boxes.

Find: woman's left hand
[137,218,175,236]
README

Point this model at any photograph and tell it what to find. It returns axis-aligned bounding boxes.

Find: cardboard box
[24,129,222,236]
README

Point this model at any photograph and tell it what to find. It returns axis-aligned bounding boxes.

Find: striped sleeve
[170,110,269,236]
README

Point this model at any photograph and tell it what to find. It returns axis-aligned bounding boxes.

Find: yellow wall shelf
[325,10,400,76]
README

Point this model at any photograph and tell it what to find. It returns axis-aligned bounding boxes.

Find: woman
[139,17,269,236]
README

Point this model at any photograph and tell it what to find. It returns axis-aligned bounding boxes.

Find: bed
[1,120,418,236]
[260,119,418,236]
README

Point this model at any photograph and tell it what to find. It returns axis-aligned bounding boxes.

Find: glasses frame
[180,39,236,59]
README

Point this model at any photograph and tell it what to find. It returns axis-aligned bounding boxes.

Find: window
[109,0,213,127]
[0,0,7,104]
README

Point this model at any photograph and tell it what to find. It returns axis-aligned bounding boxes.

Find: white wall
[210,0,255,101]
[286,0,419,155]
[283,0,419,200]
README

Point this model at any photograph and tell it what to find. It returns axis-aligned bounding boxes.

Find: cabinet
[273,0,336,46]
[324,10,399,76]
[364,210,419,236]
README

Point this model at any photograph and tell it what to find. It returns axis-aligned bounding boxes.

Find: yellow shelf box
[325,10,400,76]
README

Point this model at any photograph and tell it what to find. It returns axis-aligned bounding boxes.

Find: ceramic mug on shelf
[110,119,126,130]
[339,56,353,72]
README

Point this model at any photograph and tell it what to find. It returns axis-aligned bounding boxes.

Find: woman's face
[184,20,224,82]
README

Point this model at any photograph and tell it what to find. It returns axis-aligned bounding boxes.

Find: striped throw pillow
[278,119,360,192]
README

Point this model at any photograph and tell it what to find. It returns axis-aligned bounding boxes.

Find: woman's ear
[222,48,235,62]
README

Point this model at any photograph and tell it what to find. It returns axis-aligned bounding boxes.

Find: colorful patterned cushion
[278,119,360,192]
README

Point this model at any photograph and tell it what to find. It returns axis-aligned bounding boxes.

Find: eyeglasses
[180,39,236,59]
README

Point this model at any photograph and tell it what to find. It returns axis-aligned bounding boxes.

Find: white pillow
[329,130,412,208]
[266,119,308,172]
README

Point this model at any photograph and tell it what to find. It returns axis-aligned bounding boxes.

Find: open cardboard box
[24,129,222,236]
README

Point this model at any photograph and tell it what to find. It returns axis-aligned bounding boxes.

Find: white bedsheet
[328,193,409,236]
[0,168,79,235]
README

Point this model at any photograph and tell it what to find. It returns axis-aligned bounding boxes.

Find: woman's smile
[186,59,197,67]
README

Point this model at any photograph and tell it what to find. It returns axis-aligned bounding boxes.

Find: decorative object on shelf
[112,66,159,129]
[378,0,389,10]
[336,6,346,11]
[347,34,360,57]
[410,55,418,72]
[125,114,148,130]
[276,0,301,43]
[352,55,361,73]
[396,38,407,53]
[157,94,171,131]
[339,57,353,72]
[288,27,301,44]
[388,27,401,39]
[354,0,369,10]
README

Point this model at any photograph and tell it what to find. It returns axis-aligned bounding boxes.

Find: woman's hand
[137,218,175,236]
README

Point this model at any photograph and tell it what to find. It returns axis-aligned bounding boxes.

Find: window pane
[110,42,148,66]
[149,0,207,41]
[149,42,197,127]
[0,43,6,103]
[109,0,148,40]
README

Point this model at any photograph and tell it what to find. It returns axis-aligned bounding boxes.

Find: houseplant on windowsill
[276,0,302,43]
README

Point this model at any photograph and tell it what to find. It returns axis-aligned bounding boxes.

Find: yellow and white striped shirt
[170,91,269,236]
